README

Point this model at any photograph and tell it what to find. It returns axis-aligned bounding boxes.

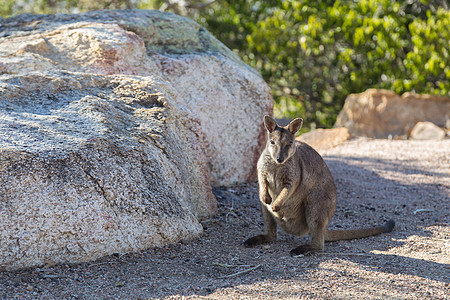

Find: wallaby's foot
[244,235,273,248]
[383,219,395,232]
[290,244,321,256]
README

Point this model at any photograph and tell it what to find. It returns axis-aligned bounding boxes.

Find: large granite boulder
[335,89,450,138]
[0,9,272,185]
[0,10,272,270]
[0,73,213,270]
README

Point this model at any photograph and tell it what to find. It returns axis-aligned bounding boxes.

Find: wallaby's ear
[288,118,303,135]
[263,115,277,133]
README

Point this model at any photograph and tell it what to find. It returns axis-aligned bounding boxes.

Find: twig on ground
[429,222,449,227]
[225,210,239,224]
[217,265,261,279]
[316,252,373,257]
[213,262,239,268]
[413,208,434,215]
[354,247,370,254]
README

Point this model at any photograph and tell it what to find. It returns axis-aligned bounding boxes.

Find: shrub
[198,0,450,128]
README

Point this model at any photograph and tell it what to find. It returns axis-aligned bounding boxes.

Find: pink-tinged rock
[297,127,350,154]
[335,89,450,138]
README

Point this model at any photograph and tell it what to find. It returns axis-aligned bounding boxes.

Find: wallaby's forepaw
[263,194,272,204]
[244,235,271,248]
[290,245,320,257]
[271,202,281,212]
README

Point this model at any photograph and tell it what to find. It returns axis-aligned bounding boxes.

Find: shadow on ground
[0,154,448,298]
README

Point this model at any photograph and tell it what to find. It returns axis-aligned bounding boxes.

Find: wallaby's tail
[324,220,395,242]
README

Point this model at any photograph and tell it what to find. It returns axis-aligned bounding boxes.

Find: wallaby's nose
[277,156,283,163]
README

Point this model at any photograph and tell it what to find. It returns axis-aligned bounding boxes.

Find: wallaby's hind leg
[290,192,331,256]
[291,227,325,256]
[289,221,327,256]
[244,204,277,247]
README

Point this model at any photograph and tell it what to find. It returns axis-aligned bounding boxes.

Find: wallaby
[244,116,395,256]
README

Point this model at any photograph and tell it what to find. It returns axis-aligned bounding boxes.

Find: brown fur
[244,116,395,256]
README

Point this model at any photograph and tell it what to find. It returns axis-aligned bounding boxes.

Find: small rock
[409,122,446,140]
[115,280,125,287]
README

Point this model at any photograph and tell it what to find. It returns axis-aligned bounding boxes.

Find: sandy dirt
[0,138,449,299]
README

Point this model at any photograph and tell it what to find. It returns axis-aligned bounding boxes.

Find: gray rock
[0,73,216,270]
[0,10,272,270]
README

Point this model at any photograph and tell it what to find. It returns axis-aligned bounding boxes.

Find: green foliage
[404,7,450,95]
[0,0,135,16]
[0,0,15,17]
[1,0,449,129]
[195,0,449,128]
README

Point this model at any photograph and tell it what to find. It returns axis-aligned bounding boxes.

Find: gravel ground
[1,138,449,299]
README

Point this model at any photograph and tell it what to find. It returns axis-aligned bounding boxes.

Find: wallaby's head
[263,115,303,164]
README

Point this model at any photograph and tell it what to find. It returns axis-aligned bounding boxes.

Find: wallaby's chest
[264,164,291,195]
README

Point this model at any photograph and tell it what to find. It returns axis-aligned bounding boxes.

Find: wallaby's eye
[270,140,275,145]
[289,140,293,145]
